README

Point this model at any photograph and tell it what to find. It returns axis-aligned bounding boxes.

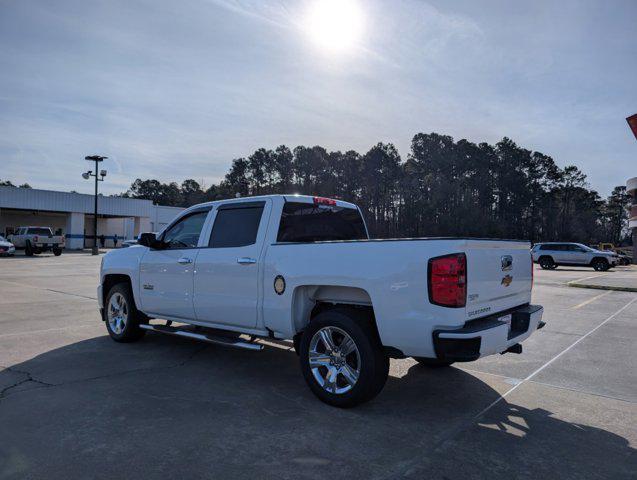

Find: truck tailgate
[464,241,532,320]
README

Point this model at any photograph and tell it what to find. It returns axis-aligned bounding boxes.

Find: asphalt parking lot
[1,253,636,479]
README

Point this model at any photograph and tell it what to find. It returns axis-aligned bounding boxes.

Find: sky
[0,0,636,196]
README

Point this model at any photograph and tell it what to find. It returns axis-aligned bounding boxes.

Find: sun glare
[304,0,365,54]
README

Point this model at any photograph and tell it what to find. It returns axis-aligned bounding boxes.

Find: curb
[567,281,637,293]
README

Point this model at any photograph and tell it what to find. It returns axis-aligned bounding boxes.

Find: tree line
[0,179,32,188]
[119,132,628,245]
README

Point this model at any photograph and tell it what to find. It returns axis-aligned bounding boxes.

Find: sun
[303,0,365,54]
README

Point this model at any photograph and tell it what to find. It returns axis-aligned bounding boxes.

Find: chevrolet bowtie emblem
[501,275,513,287]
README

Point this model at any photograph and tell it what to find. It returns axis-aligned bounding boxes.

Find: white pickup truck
[9,226,64,256]
[98,195,544,407]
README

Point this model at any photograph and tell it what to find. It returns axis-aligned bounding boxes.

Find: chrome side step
[139,324,263,351]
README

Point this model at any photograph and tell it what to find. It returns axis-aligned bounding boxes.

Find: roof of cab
[183,194,358,213]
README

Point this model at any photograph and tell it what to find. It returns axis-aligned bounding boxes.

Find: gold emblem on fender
[501,275,513,287]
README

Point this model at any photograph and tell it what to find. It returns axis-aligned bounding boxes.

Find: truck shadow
[1,334,635,479]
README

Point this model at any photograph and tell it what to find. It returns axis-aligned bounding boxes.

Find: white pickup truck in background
[9,226,64,256]
[98,195,544,407]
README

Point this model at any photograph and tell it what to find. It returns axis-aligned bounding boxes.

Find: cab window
[161,211,208,249]
[27,228,51,235]
[277,202,367,243]
[209,202,265,248]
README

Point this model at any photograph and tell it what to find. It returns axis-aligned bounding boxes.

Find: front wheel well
[102,274,133,309]
[590,256,609,265]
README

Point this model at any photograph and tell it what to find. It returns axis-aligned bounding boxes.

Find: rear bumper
[433,304,544,362]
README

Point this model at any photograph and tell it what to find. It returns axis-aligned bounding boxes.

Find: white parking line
[0,278,95,301]
[571,272,607,284]
[571,290,612,309]
[0,323,99,339]
[473,295,637,421]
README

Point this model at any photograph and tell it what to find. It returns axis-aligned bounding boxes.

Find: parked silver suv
[531,242,617,271]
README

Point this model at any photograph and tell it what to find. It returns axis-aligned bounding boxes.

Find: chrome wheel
[107,292,128,335]
[309,326,361,395]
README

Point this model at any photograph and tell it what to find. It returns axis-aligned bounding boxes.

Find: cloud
[0,0,635,196]
[205,0,295,29]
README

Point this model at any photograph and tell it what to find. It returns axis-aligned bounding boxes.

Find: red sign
[627,114,637,140]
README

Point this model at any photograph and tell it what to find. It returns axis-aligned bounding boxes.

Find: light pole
[83,155,107,255]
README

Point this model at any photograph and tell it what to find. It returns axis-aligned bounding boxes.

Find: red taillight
[313,196,337,206]
[428,253,467,308]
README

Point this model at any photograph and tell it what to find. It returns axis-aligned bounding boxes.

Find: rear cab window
[27,228,52,235]
[277,201,368,243]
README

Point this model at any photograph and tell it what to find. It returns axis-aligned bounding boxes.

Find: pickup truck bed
[264,237,535,358]
[98,194,544,407]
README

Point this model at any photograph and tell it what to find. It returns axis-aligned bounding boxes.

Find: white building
[0,186,183,249]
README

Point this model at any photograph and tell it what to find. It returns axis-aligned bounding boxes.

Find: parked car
[531,242,617,271]
[120,239,138,248]
[98,195,544,407]
[0,235,16,256]
[594,243,632,266]
[615,252,632,266]
[8,226,64,256]
[120,233,156,248]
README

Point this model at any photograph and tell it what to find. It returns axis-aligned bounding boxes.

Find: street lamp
[83,155,108,255]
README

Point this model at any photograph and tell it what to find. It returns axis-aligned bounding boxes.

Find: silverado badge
[501,275,513,287]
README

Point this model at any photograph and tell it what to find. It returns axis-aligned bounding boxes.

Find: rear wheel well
[293,302,381,356]
[314,303,381,344]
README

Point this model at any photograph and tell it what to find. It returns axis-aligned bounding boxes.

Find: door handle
[237,257,257,265]
[178,257,193,265]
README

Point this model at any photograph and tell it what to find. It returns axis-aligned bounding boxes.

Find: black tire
[538,256,554,270]
[299,308,389,408]
[104,283,146,342]
[25,241,34,256]
[413,357,454,368]
[592,258,609,271]
[53,247,62,256]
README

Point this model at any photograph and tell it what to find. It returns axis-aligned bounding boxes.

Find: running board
[139,324,263,351]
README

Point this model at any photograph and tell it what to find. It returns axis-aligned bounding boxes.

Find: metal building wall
[0,186,154,217]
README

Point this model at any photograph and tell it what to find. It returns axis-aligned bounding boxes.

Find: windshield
[0,236,5,242]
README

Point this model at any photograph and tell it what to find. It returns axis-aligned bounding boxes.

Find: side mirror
[138,232,158,248]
